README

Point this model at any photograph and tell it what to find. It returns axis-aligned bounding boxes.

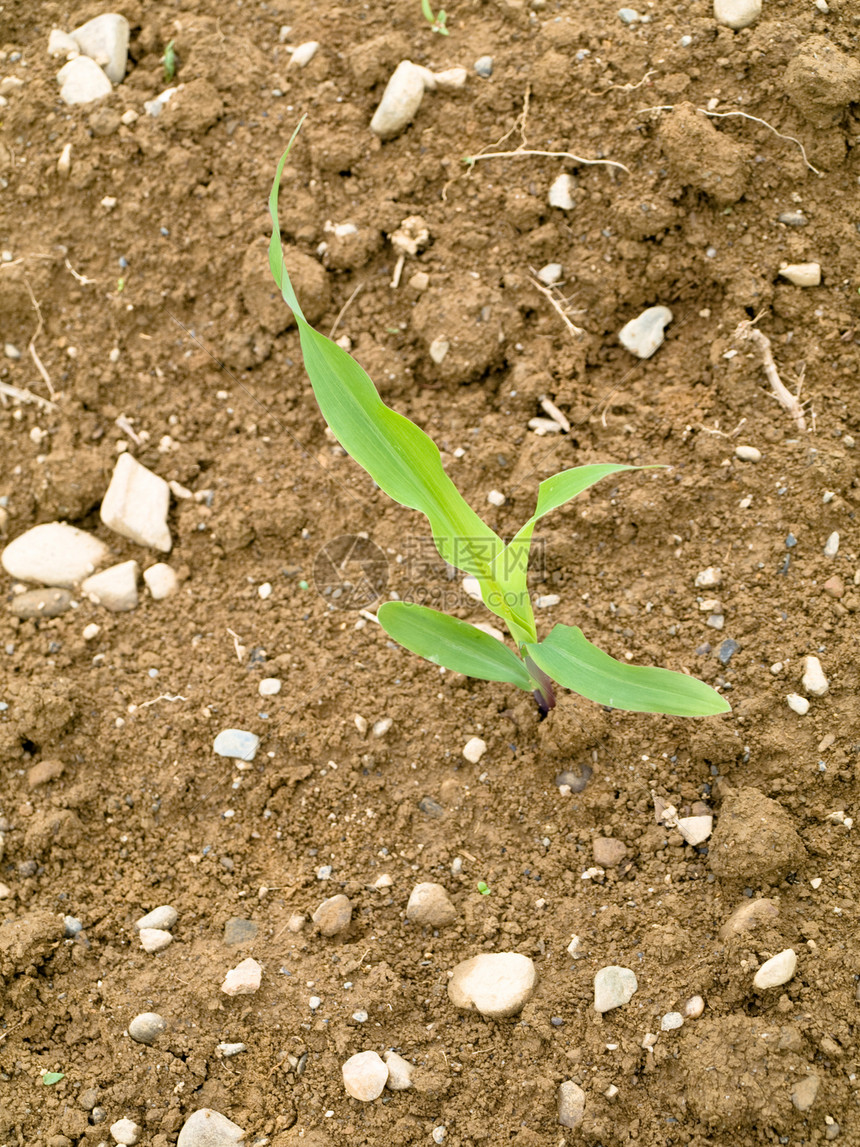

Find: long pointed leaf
[378,601,533,690]
[525,624,730,716]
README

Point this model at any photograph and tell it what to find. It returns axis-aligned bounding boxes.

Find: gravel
[110,1117,142,1145]
[213,729,260,761]
[594,965,638,1012]
[82,560,139,612]
[312,894,353,936]
[221,957,262,996]
[383,1049,414,1090]
[802,655,829,697]
[136,905,178,931]
[558,1080,586,1128]
[713,0,761,29]
[139,928,173,953]
[462,736,486,763]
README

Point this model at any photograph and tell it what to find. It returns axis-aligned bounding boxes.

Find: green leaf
[42,1072,65,1086]
[378,601,533,691]
[525,624,730,716]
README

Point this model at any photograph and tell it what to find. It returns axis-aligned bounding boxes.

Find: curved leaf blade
[525,624,730,716]
[378,601,533,691]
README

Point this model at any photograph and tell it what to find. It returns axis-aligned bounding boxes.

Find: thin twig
[528,276,585,338]
[636,105,821,176]
[593,69,656,96]
[733,320,808,431]
[463,148,630,175]
[23,279,55,398]
[328,283,363,338]
[64,257,97,285]
[0,381,57,411]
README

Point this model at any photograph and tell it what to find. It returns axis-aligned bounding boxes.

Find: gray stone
[56,56,112,105]
[128,1012,166,1045]
[312,894,353,936]
[2,521,108,587]
[474,55,493,78]
[176,1109,245,1147]
[448,952,537,1019]
[101,453,171,552]
[71,13,129,83]
[594,965,638,1012]
[406,882,457,927]
[10,587,73,619]
[618,8,640,23]
[558,1080,586,1128]
[224,917,258,945]
[213,729,260,762]
[63,915,83,937]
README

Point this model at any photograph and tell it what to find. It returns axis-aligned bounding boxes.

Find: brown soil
[1,1,859,1145]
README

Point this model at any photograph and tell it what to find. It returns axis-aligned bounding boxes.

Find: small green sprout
[477,881,491,896]
[42,1072,65,1085]
[162,39,177,82]
[421,0,449,34]
[267,127,730,720]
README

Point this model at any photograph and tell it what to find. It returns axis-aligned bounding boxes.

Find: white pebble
[694,566,722,589]
[217,1042,246,1057]
[787,692,810,715]
[735,445,761,462]
[619,305,673,359]
[802,655,829,697]
[259,678,281,697]
[2,521,108,588]
[143,563,178,600]
[383,1050,414,1090]
[661,1012,684,1031]
[594,965,638,1013]
[558,1080,586,1129]
[257,581,272,600]
[463,736,487,764]
[136,905,178,931]
[354,714,368,734]
[101,453,172,552]
[487,489,505,506]
[567,935,582,957]
[433,67,467,90]
[779,262,821,287]
[370,60,426,140]
[139,928,173,954]
[70,13,129,83]
[176,1110,244,1147]
[288,40,319,68]
[110,1118,142,1146]
[676,815,713,845]
[535,594,560,608]
[406,882,457,927]
[753,948,797,990]
[342,1050,388,1101]
[48,28,81,59]
[428,335,450,364]
[373,873,393,889]
[56,56,112,105]
[82,560,139,612]
[4,342,20,359]
[462,575,482,602]
[373,717,392,736]
[824,531,839,557]
[713,0,761,30]
[448,952,537,1019]
[548,173,576,210]
[537,263,563,285]
[221,957,262,996]
[810,877,822,890]
[683,994,705,1018]
[82,622,101,641]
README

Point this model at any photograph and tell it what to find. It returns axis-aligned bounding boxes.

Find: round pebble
[342,1050,388,1101]
[448,952,537,1019]
[474,55,493,78]
[128,1012,166,1045]
[683,995,705,1018]
[176,1109,245,1147]
[139,928,173,954]
[735,445,761,462]
[110,1117,142,1146]
[558,1080,586,1129]
[594,965,638,1013]
[753,948,797,989]
[787,692,810,715]
[406,882,457,927]
[462,736,486,763]
[713,0,761,30]
[136,905,178,931]
[259,677,281,696]
[312,893,353,936]
[384,1049,414,1090]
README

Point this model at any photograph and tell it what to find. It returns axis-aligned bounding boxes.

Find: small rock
[719,897,779,939]
[218,1042,246,1057]
[221,957,262,996]
[717,638,740,665]
[128,1012,166,1045]
[370,60,426,139]
[779,262,821,287]
[176,1109,245,1147]
[735,445,761,462]
[383,1049,414,1090]
[288,41,319,68]
[406,882,457,927]
[143,563,178,600]
[558,1080,586,1129]
[713,0,761,30]
[136,906,177,931]
[63,915,83,937]
[778,211,808,226]
[448,952,537,1019]
[463,737,487,764]
[71,13,129,83]
[676,815,713,846]
[537,263,563,285]
[535,593,560,608]
[594,965,638,1013]
[434,67,468,90]
[802,655,829,697]
[618,7,640,23]
[9,587,74,621]
[139,928,173,954]
[110,1118,142,1146]
[429,336,450,364]
[342,1050,388,1101]
[213,729,260,762]
[82,560,139,612]
[223,917,258,945]
[4,342,20,359]
[787,692,810,715]
[56,56,112,105]
[823,575,844,599]
[418,795,445,818]
[312,894,353,936]
[474,55,493,78]
[259,678,281,696]
[619,305,673,359]
[408,270,429,291]
[683,994,705,1018]
[661,1012,684,1031]
[548,173,576,210]
[373,717,392,736]
[824,531,839,557]
[83,622,100,640]
[791,1073,820,1112]
[2,521,108,587]
[48,29,80,59]
[287,912,306,932]
[101,453,171,552]
[695,566,722,589]
[487,489,505,507]
[753,948,797,990]
[592,837,627,867]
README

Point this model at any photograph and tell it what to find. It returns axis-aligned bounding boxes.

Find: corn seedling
[421,0,449,35]
[162,39,177,82]
[267,129,729,719]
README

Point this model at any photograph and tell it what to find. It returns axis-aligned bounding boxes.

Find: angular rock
[383,1049,414,1090]
[224,917,258,946]
[221,957,262,996]
[791,1073,820,1112]
[709,787,805,882]
[82,560,139,612]
[370,60,426,139]
[2,521,109,587]
[801,655,829,697]
[10,587,73,619]
[558,1080,586,1128]
[462,736,486,764]
[140,928,173,954]
[719,897,779,940]
[548,173,576,210]
[448,952,537,1019]
[101,453,171,552]
[110,1117,142,1146]
[213,729,259,762]
[176,1109,245,1147]
[619,305,673,359]
[143,562,178,600]
[753,948,797,990]
[779,262,821,287]
[342,1050,388,1101]
[406,882,457,928]
[136,905,178,932]
[594,965,638,1012]
[71,13,130,83]
[312,894,353,936]
[128,1012,166,1045]
[677,815,713,846]
[57,56,112,105]
[592,837,627,867]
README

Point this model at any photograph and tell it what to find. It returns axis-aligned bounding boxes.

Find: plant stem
[524,655,555,715]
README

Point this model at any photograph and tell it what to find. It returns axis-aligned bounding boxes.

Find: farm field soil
[1,1,859,1144]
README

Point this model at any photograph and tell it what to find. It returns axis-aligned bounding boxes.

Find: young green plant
[267,131,729,719]
[421,0,449,35]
